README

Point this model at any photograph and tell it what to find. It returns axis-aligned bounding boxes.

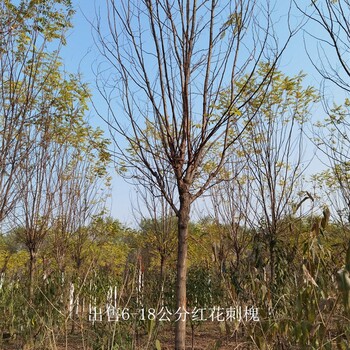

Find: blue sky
[59,1,334,226]
[59,1,138,225]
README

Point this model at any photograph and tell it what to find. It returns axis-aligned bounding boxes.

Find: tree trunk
[160,254,166,305]
[269,239,274,304]
[71,261,82,334]
[175,193,190,350]
[29,247,37,302]
[160,254,165,283]
[269,229,277,307]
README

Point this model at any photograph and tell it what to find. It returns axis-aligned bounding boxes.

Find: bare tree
[96,1,293,347]
[312,104,350,229]
[51,143,109,333]
[230,67,317,303]
[298,0,350,92]
[209,155,256,299]
[299,0,350,226]
[135,185,177,290]
[15,119,59,300]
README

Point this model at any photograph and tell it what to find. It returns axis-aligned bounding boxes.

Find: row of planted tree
[2,0,350,349]
[0,207,350,349]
